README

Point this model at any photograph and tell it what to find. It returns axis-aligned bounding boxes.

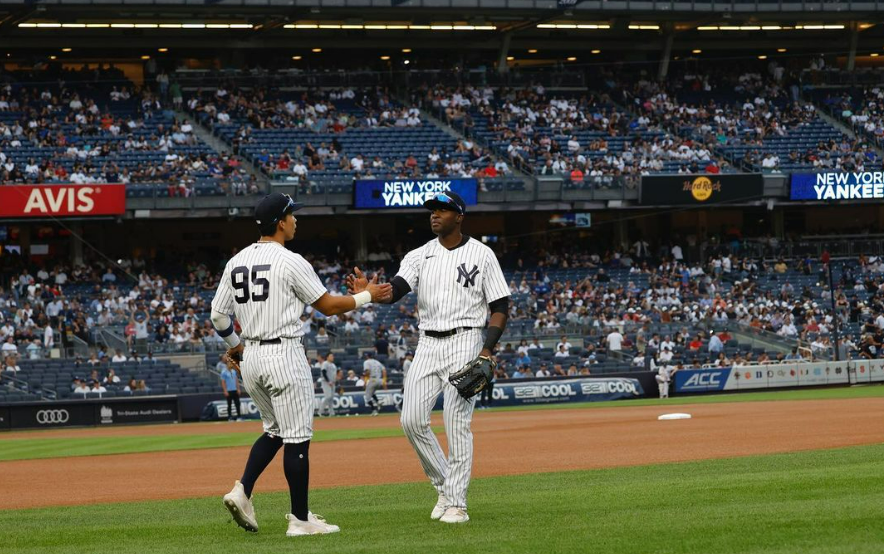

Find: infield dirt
[3,397,883,510]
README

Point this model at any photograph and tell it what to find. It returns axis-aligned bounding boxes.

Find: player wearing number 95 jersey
[211,193,391,537]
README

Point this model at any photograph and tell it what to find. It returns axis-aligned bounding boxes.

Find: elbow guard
[211,310,240,348]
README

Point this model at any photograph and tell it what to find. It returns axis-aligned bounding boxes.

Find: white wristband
[353,290,372,309]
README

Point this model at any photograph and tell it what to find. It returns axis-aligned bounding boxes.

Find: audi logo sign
[36,409,70,425]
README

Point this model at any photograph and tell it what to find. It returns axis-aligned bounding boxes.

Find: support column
[773,208,785,239]
[847,21,859,72]
[614,216,629,251]
[658,25,675,81]
[356,217,368,261]
[70,222,84,266]
[496,32,513,74]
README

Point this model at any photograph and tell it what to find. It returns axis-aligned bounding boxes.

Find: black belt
[424,327,477,339]
[244,338,282,345]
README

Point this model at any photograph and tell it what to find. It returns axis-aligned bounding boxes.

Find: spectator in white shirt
[606,329,624,351]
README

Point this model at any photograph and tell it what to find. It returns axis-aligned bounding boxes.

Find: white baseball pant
[400,329,481,509]
[241,338,314,443]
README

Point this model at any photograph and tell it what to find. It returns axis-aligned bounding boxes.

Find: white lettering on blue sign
[812,172,884,200]
[381,180,453,207]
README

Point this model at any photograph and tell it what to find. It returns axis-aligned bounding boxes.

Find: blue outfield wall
[201,376,648,420]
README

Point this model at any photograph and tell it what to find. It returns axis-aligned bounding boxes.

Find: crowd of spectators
[0,82,257,194]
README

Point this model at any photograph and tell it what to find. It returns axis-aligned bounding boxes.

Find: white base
[658,413,692,421]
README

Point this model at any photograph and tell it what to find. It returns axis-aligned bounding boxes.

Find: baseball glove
[449,356,496,400]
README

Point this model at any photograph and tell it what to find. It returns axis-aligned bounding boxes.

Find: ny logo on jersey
[456,263,480,288]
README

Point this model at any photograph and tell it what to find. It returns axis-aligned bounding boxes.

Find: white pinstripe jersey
[211,241,327,340]
[396,236,509,332]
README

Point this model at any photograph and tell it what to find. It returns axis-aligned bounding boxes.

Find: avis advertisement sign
[0,184,126,218]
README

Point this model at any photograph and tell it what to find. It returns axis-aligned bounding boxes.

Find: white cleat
[285,512,341,536]
[430,494,450,520]
[439,507,470,524]
[223,480,258,532]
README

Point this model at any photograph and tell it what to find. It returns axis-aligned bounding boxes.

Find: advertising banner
[353,178,477,209]
[201,377,645,420]
[853,359,884,384]
[0,184,126,218]
[674,362,850,394]
[672,368,733,393]
[97,399,178,425]
[790,171,884,201]
[9,402,96,429]
[4,396,180,430]
[640,174,764,206]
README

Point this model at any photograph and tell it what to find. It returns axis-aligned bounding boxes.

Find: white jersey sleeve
[396,247,423,291]
[211,262,236,315]
[288,254,327,305]
[482,248,510,303]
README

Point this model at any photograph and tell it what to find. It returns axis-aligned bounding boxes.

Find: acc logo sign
[683,371,723,389]
[683,176,722,202]
[36,409,70,424]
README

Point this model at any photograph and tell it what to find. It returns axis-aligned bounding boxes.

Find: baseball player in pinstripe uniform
[318,353,337,417]
[363,352,386,415]
[213,193,391,537]
[348,191,509,524]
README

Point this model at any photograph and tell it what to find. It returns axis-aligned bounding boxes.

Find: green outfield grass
[485,383,884,413]
[0,426,443,462]
[2,443,883,554]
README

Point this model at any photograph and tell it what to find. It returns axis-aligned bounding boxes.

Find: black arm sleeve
[483,297,509,352]
[489,296,509,315]
[389,276,412,304]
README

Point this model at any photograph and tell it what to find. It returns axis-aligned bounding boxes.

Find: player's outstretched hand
[366,281,393,303]
[346,266,369,294]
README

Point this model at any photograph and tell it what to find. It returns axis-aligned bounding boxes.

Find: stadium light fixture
[61,47,72,52]
[567,56,577,61]
[312,48,322,52]
[401,48,411,53]
[537,23,610,30]
[628,24,660,30]
[777,48,787,52]
[141,55,150,60]
[292,55,302,60]
[872,53,880,57]
[506,56,514,61]
[18,21,253,29]
[158,48,168,52]
[692,49,702,54]
[380,55,390,60]
[758,55,768,59]
[528,49,538,54]
[49,55,56,60]
[591,50,601,54]
[796,25,845,30]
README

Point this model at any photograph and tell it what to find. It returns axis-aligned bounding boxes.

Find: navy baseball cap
[423,191,466,215]
[255,193,302,227]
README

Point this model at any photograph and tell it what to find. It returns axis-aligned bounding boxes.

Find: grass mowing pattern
[486,383,884,413]
[2,444,883,554]
[0,426,443,462]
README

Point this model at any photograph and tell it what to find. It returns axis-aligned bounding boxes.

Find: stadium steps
[177,109,269,191]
